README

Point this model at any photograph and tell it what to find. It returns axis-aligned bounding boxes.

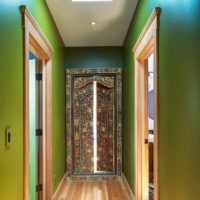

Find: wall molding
[133,7,160,200]
[52,174,67,200]
[133,7,160,52]
[122,173,135,200]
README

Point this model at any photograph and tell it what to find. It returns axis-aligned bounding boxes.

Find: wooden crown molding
[20,5,54,58]
[133,7,161,52]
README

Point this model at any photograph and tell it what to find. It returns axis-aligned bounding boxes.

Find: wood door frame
[66,68,122,179]
[133,8,160,200]
[21,6,53,200]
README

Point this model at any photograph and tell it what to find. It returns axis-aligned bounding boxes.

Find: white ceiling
[45,0,138,47]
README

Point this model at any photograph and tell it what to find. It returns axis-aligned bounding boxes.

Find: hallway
[54,179,130,200]
[1,1,200,200]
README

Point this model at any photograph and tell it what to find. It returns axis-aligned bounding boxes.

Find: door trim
[66,68,122,178]
[21,6,53,200]
[133,8,160,200]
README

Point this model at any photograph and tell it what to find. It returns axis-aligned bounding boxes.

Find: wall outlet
[5,127,11,148]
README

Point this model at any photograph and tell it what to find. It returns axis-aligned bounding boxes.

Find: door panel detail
[66,68,122,178]
[73,78,94,173]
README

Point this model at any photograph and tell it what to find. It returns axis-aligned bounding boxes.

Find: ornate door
[73,77,94,173]
[96,79,115,172]
[66,68,122,177]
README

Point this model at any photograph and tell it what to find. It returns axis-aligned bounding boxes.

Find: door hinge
[36,128,43,136]
[36,73,42,81]
[36,184,43,192]
[144,138,149,144]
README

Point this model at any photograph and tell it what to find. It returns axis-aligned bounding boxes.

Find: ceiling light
[91,21,96,26]
[72,0,112,2]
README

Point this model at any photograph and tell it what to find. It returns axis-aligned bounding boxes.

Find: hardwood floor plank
[56,180,71,199]
[70,181,85,200]
[81,180,90,200]
[120,180,130,200]
[99,180,109,200]
[64,180,77,200]
[55,178,131,200]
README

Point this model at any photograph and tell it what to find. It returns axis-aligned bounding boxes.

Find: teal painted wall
[0,1,65,199]
[65,47,123,68]
[123,0,200,199]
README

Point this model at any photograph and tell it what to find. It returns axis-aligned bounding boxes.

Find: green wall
[0,1,65,199]
[123,0,200,199]
[65,47,123,68]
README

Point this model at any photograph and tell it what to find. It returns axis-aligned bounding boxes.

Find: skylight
[72,0,112,2]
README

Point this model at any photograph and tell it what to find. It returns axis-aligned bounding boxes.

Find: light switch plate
[5,127,11,148]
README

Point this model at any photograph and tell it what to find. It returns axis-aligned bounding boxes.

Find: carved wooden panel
[66,68,122,178]
[73,77,94,173]
[96,81,115,172]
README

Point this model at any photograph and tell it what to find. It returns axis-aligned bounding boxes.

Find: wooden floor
[54,179,131,200]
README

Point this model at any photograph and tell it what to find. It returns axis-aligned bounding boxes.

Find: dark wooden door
[73,77,94,173]
[96,81,115,172]
[72,76,115,175]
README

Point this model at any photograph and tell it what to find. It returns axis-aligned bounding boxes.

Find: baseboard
[52,174,67,200]
[122,173,135,200]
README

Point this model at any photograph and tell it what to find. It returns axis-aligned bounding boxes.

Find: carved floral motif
[66,68,122,179]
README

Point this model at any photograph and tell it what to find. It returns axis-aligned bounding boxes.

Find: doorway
[66,68,122,178]
[133,8,160,200]
[148,53,155,200]
[21,6,53,200]
[29,52,43,200]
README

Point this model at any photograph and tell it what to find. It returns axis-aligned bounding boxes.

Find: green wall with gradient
[0,1,66,199]
[123,0,200,199]
[65,47,123,68]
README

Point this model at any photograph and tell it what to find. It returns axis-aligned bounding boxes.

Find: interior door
[96,80,115,173]
[29,52,43,200]
[72,75,115,175]
[29,55,37,200]
[73,77,94,174]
